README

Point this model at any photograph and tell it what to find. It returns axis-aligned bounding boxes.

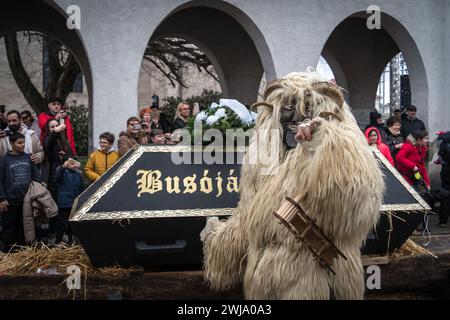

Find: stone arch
[321,11,428,125]
[0,0,93,144]
[144,0,276,105]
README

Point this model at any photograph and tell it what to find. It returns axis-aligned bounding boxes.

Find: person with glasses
[172,102,191,131]
[20,110,41,138]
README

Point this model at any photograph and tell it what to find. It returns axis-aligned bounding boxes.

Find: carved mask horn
[250,101,274,112]
[249,79,282,112]
[312,81,345,108]
[263,79,283,101]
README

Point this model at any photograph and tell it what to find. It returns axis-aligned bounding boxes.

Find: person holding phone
[0,110,44,165]
[20,110,41,138]
[43,118,72,195]
[0,105,7,130]
[117,117,148,157]
[38,96,76,155]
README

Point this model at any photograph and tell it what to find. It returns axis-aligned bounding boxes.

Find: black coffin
[362,149,431,255]
[70,146,430,268]
[70,145,242,268]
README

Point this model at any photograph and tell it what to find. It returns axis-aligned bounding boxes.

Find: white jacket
[0,124,45,163]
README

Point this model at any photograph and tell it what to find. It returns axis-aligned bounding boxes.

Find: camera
[4,129,12,136]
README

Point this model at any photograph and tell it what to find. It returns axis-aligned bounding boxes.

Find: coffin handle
[135,240,187,254]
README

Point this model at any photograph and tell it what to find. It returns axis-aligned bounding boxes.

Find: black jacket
[44,132,73,190]
[0,152,40,203]
[400,117,426,139]
[439,132,450,189]
[172,117,186,131]
[158,113,171,133]
[384,128,404,161]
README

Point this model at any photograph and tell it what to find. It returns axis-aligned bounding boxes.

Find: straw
[0,243,139,276]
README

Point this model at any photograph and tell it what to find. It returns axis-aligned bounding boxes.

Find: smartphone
[4,129,12,136]
[133,124,142,130]
[0,105,5,114]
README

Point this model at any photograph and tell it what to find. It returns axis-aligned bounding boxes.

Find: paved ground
[424,206,450,235]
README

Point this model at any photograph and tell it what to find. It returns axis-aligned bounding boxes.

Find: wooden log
[0,271,243,300]
[1,235,449,300]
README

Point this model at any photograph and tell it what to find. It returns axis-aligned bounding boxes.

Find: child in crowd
[365,127,394,166]
[84,132,119,182]
[54,158,84,243]
[0,132,40,252]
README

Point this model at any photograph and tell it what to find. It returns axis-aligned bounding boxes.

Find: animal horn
[313,81,345,108]
[250,102,274,112]
[263,80,283,100]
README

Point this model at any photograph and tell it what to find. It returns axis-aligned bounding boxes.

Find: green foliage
[160,89,222,123]
[185,105,255,146]
[67,100,89,156]
[160,96,181,124]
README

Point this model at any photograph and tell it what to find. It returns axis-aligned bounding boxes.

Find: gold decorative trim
[75,208,235,221]
[71,145,244,222]
[380,204,427,211]
[72,147,146,221]
[372,148,431,211]
[71,145,430,222]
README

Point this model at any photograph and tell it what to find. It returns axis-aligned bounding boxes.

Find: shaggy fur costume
[202,70,385,300]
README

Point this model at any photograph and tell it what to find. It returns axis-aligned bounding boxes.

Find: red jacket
[38,112,76,155]
[395,135,430,186]
[365,127,394,166]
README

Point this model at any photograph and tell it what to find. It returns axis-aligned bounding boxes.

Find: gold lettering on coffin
[136,169,239,197]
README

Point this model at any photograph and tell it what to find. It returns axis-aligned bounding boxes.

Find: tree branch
[143,37,219,87]
[4,32,46,114]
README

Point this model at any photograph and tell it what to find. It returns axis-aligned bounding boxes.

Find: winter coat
[117,131,147,157]
[400,116,426,139]
[384,128,404,162]
[43,132,73,191]
[365,127,394,166]
[439,132,450,189]
[395,135,430,186]
[0,124,45,164]
[28,121,41,139]
[55,166,84,208]
[172,117,186,131]
[439,131,450,165]
[84,149,119,182]
[0,152,40,204]
[38,111,76,155]
[23,181,59,243]
[158,112,171,133]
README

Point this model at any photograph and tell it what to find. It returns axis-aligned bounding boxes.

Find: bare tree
[143,37,218,88]
[4,31,81,114]
[3,33,218,114]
